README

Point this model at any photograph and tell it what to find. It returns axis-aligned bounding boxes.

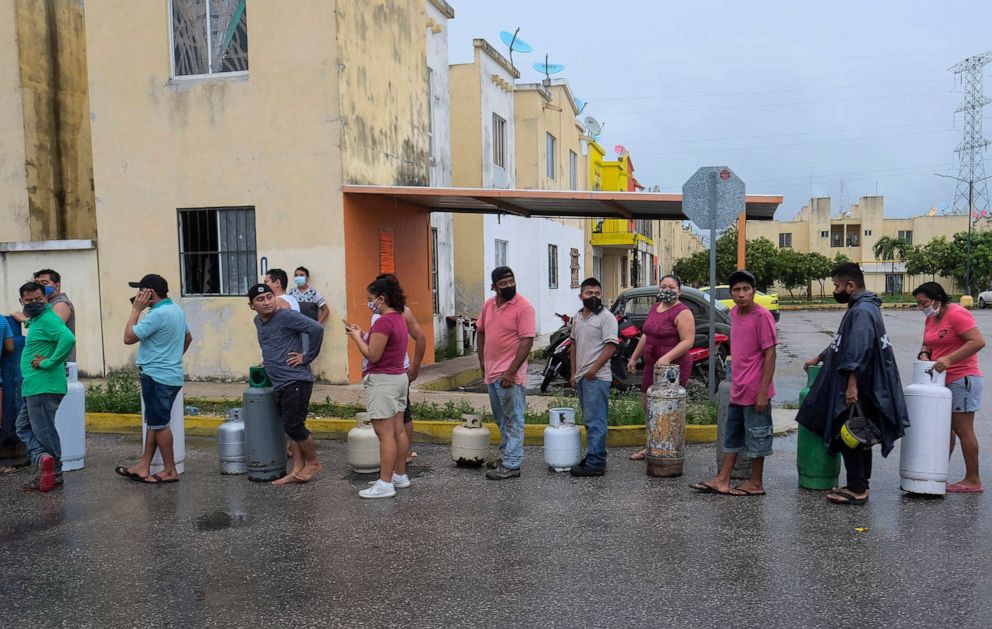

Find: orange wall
[343,194,436,383]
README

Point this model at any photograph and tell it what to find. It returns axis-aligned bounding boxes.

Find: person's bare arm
[500,337,534,388]
[52,301,72,324]
[183,331,193,354]
[754,346,777,413]
[585,343,617,380]
[934,327,986,373]
[626,334,648,373]
[569,341,577,385]
[845,372,858,405]
[2,338,12,354]
[123,289,153,345]
[348,330,389,362]
[318,304,330,324]
[403,308,427,382]
[477,330,486,371]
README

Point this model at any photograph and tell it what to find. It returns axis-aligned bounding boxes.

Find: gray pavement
[3,309,992,628]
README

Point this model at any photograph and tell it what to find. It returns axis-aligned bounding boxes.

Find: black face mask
[833,289,851,304]
[498,286,516,302]
[582,297,603,313]
[23,302,46,318]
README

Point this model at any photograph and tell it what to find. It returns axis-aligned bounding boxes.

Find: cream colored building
[746,195,973,294]
[1,0,452,383]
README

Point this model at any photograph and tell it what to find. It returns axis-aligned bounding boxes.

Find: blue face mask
[43,285,55,297]
[294,276,306,287]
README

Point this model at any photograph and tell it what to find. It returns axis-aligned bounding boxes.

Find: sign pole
[708,210,717,401]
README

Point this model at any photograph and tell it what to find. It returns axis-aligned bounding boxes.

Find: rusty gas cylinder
[645,364,687,478]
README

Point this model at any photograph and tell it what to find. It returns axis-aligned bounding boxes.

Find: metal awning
[343,185,783,221]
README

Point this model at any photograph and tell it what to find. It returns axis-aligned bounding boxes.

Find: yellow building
[746,195,974,294]
[0,0,451,382]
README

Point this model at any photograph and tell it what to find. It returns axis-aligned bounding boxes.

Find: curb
[779,302,923,311]
[85,413,718,445]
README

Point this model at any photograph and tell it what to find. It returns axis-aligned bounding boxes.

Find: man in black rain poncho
[797,263,909,505]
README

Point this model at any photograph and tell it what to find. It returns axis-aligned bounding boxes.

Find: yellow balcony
[590,218,654,248]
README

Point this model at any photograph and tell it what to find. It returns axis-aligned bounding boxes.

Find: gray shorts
[948,375,983,413]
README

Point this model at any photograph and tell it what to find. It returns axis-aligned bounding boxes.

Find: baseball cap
[491,266,514,284]
[247,283,273,302]
[727,270,756,289]
[128,274,169,297]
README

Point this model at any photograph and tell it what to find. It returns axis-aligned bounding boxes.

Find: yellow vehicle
[700,285,780,321]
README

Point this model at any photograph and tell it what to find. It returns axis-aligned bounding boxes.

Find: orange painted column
[737,211,747,269]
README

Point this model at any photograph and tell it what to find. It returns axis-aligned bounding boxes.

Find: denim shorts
[948,375,983,413]
[140,374,181,429]
[724,403,774,459]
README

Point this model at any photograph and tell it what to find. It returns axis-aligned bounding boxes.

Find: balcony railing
[591,218,654,247]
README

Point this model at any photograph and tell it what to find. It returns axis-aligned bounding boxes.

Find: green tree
[946,230,992,295]
[806,252,834,299]
[744,237,779,292]
[872,236,912,292]
[776,249,812,299]
[833,252,851,266]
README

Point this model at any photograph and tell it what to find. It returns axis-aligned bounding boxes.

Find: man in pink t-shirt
[691,270,777,497]
[476,266,536,480]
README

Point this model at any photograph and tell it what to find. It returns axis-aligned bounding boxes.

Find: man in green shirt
[15,282,75,492]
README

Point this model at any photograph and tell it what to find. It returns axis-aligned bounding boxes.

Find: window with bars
[820,230,830,238]
[495,239,508,267]
[178,207,256,296]
[779,233,792,248]
[170,0,249,78]
[548,244,559,289]
[431,227,440,315]
[546,133,557,180]
[570,248,580,288]
[493,114,507,168]
[898,230,913,244]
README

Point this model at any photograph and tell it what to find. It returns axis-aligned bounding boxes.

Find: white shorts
[362,372,409,420]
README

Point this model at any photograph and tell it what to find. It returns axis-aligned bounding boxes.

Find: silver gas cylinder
[451,413,490,467]
[347,412,380,473]
[544,407,582,471]
[646,364,687,478]
[217,407,247,475]
[242,367,287,482]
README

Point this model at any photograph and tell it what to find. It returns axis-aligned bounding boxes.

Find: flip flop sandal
[731,486,766,496]
[827,490,867,505]
[0,466,18,476]
[690,481,731,495]
[143,473,179,484]
[629,449,647,461]
[114,466,146,482]
[947,483,984,493]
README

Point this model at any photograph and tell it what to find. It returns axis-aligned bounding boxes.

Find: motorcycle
[539,313,573,392]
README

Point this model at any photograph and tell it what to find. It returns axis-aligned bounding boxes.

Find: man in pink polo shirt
[477,266,536,480]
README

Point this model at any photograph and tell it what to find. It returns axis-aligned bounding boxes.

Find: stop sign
[682,166,745,230]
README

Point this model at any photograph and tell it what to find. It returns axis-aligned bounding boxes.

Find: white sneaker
[359,479,396,499]
[392,473,411,488]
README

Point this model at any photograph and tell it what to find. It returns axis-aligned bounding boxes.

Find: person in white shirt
[264,269,299,312]
[289,266,330,324]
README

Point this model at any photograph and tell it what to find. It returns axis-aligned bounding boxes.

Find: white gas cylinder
[54,362,86,471]
[347,412,380,473]
[142,388,185,475]
[900,361,953,495]
[544,407,581,471]
[451,413,490,467]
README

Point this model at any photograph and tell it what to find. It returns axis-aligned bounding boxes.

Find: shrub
[86,368,141,413]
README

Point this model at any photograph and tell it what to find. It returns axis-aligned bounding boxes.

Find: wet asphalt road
[2,310,992,628]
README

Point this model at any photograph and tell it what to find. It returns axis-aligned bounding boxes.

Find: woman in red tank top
[626,274,696,460]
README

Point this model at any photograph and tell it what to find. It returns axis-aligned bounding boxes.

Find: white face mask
[922,302,939,318]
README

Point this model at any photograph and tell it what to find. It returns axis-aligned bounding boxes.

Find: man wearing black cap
[116,274,192,484]
[248,283,325,485]
[476,266,536,480]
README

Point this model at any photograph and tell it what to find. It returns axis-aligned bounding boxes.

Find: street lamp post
[935,172,992,295]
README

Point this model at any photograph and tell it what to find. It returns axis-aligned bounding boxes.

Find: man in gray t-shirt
[249,283,325,486]
[568,277,618,477]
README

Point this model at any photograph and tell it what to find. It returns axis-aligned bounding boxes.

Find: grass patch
[86,368,141,413]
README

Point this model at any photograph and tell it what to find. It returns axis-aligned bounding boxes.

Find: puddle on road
[196,510,250,531]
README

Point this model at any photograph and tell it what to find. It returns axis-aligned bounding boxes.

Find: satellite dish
[534,53,565,84]
[574,97,587,115]
[583,116,603,136]
[499,28,531,66]
[614,144,626,155]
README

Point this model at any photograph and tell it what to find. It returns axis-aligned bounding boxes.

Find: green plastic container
[796,365,841,490]
[249,366,272,388]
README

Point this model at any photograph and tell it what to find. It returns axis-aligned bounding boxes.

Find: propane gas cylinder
[347,412,380,473]
[217,407,247,475]
[54,362,86,471]
[646,364,687,478]
[900,361,953,495]
[451,413,490,467]
[242,368,287,481]
[544,407,581,471]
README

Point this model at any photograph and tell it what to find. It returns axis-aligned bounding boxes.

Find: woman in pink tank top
[625,275,696,460]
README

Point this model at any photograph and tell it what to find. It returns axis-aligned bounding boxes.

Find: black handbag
[840,401,882,449]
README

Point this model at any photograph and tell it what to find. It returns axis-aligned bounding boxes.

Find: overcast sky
[446,1,992,220]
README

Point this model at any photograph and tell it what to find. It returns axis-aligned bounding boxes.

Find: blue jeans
[576,377,610,469]
[487,383,526,469]
[15,393,63,472]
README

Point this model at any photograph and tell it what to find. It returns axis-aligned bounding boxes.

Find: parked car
[611,285,731,352]
[699,285,780,321]
[979,286,992,309]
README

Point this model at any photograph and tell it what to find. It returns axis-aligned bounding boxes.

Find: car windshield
[700,292,731,313]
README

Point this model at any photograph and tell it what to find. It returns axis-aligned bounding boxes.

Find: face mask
[498,286,516,301]
[294,276,306,287]
[922,302,939,318]
[367,297,381,313]
[43,285,55,297]
[657,288,678,304]
[24,302,46,318]
[833,289,851,304]
[582,297,603,313]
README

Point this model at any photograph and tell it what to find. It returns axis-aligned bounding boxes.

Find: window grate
[178,206,256,296]
[171,0,249,78]
[493,114,506,168]
[548,244,559,289]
